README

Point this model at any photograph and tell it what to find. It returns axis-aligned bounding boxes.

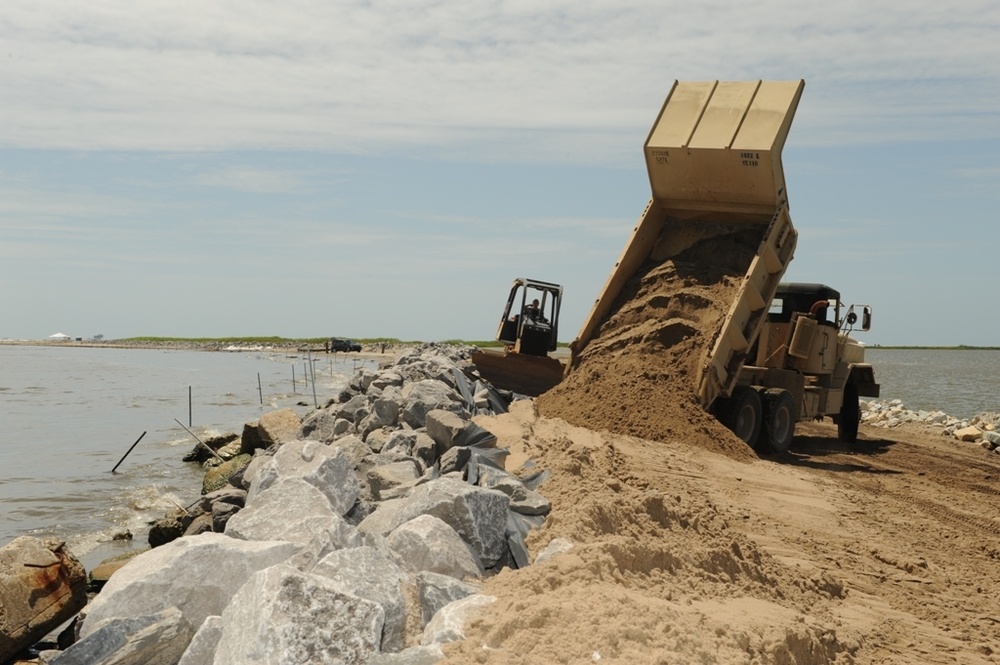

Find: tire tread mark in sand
[969,483,1000,498]
[842,475,1000,537]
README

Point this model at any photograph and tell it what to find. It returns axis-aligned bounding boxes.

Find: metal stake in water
[308,349,318,408]
[173,419,226,463]
[111,431,148,473]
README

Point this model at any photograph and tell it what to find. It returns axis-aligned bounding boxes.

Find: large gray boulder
[387,516,484,580]
[225,477,357,547]
[401,380,465,428]
[370,370,404,391]
[329,434,371,468]
[299,408,346,443]
[80,533,298,639]
[50,607,192,665]
[235,453,273,491]
[411,432,438,469]
[381,430,418,457]
[212,564,383,665]
[420,594,497,647]
[177,616,222,665]
[394,354,461,388]
[211,502,241,533]
[311,546,411,652]
[336,394,371,424]
[359,397,402,438]
[247,439,359,515]
[0,537,88,662]
[351,368,379,393]
[368,645,444,665]
[424,410,469,457]
[367,460,421,501]
[283,523,364,573]
[489,476,552,516]
[256,408,303,447]
[199,487,246,512]
[358,477,510,567]
[416,572,481,625]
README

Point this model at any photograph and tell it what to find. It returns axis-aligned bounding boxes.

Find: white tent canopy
[48,333,71,340]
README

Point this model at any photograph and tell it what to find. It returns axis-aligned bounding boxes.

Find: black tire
[717,386,763,448]
[762,388,796,453]
[838,383,860,443]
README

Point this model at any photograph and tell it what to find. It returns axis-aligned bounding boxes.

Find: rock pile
[34,344,550,665]
[862,398,1000,449]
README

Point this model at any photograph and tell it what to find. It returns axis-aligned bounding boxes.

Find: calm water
[0,345,376,561]
[865,348,1000,419]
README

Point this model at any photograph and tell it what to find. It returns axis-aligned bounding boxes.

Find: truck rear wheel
[762,389,796,453]
[717,386,762,448]
[838,383,860,443]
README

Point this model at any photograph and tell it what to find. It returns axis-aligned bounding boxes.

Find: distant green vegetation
[126,336,329,345]
[438,339,504,347]
[871,345,1000,350]
[124,336,414,345]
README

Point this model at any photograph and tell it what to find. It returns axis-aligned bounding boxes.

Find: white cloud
[2,0,998,159]
[195,166,310,193]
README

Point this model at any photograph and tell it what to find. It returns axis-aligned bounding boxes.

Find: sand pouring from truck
[565,79,879,452]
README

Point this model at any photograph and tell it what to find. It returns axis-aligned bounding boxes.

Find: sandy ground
[441,403,1000,664]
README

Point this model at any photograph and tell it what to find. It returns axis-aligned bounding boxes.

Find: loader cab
[496,278,562,356]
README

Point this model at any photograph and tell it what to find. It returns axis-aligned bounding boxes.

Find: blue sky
[1,1,997,345]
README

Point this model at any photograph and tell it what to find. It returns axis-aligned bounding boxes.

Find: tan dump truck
[567,80,879,452]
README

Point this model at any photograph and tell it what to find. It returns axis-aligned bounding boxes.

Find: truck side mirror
[862,306,872,331]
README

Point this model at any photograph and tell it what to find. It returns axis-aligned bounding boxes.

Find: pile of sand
[537,220,765,462]
[441,403,860,664]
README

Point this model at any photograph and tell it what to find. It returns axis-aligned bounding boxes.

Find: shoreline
[0,338,409,356]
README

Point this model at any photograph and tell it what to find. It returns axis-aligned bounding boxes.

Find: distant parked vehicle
[330,337,362,352]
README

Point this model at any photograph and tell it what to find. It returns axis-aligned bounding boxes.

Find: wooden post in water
[188,386,192,427]
[258,373,263,405]
[111,431,147,473]
[292,365,297,394]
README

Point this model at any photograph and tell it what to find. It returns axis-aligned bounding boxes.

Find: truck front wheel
[762,389,796,453]
[717,386,762,448]
[838,383,860,443]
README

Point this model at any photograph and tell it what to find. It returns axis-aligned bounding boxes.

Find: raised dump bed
[570,80,803,410]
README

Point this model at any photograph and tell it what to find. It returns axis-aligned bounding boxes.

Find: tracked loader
[471,278,565,397]
[567,80,879,452]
